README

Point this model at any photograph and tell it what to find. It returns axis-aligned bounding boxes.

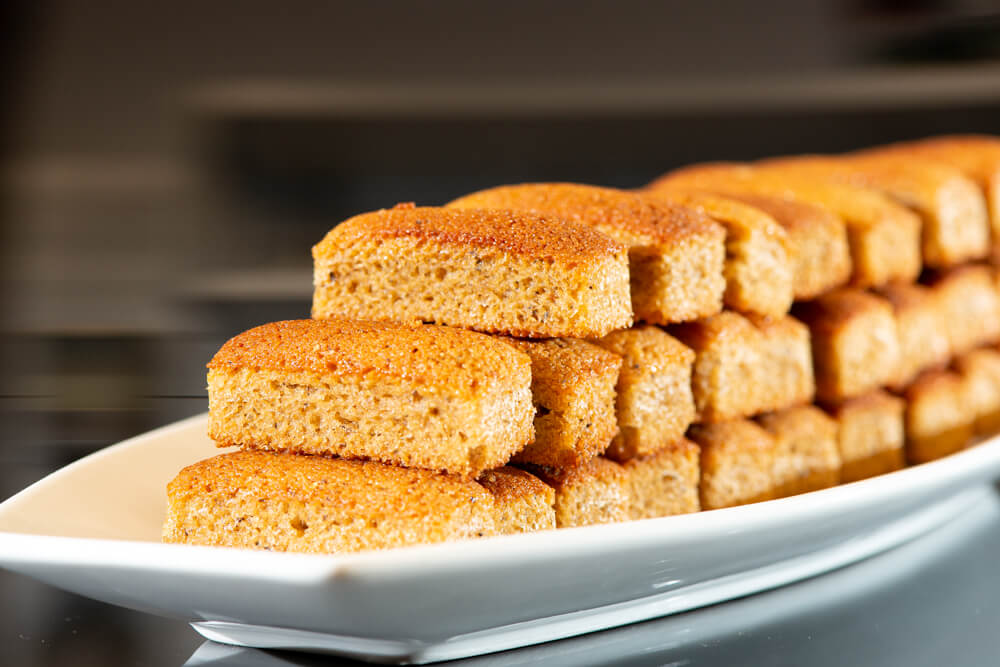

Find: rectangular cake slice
[757,405,841,497]
[621,439,700,520]
[904,370,974,465]
[828,390,906,483]
[689,419,779,510]
[505,337,620,468]
[793,289,901,403]
[760,154,991,267]
[162,451,496,553]
[648,163,922,288]
[931,265,1000,357]
[521,458,629,528]
[955,347,1000,435]
[877,282,950,390]
[672,311,814,422]
[478,467,556,534]
[312,203,632,338]
[447,183,727,324]
[719,192,852,299]
[207,319,534,478]
[594,326,696,460]
[652,191,794,317]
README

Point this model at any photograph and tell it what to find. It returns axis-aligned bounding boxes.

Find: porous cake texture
[650,190,793,317]
[447,183,727,324]
[859,136,1000,258]
[904,370,974,465]
[162,451,496,554]
[593,326,696,461]
[648,163,922,288]
[207,319,534,478]
[621,439,700,520]
[719,192,851,299]
[931,265,1000,357]
[793,289,901,403]
[955,347,1000,435]
[689,419,780,510]
[522,458,629,528]
[758,154,991,267]
[828,391,906,483]
[757,406,841,497]
[312,203,632,338]
[877,282,950,390]
[478,467,556,534]
[672,311,814,423]
[504,337,621,468]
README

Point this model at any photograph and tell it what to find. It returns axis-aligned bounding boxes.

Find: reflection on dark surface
[2,1,1000,665]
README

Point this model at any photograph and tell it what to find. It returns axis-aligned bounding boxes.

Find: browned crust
[207,319,530,398]
[446,183,724,247]
[792,288,890,336]
[478,466,555,504]
[313,203,625,262]
[167,450,493,527]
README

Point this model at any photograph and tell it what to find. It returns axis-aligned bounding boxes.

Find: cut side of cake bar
[689,419,780,510]
[312,203,632,338]
[620,438,700,520]
[828,390,906,483]
[594,325,696,461]
[447,183,727,324]
[163,451,497,554]
[757,405,841,497]
[207,319,534,478]
[478,467,556,534]
[904,370,974,465]
[521,458,629,529]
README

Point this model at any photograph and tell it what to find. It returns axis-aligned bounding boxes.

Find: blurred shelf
[189,64,1000,118]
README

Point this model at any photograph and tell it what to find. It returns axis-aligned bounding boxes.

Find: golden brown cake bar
[162,451,496,554]
[793,289,901,403]
[931,265,1000,357]
[955,347,1000,435]
[621,438,700,520]
[672,311,814,423]
[504,337,621,468]
[876,282,950,390]
[522,457,629,528]
[689,419,779,510]
[828,390,905,483]
[859,136,1000,258]
[650,190,793,317]
[312,203,632,338]
[447,183,726,324]
[648,163,922,288]
[594,326,696,461]
[719,192,852,299]
[759,154,990,268]
[757,405,841,497]
[478,467,556,534]
[207,319,533,478]
[903,370,974,465]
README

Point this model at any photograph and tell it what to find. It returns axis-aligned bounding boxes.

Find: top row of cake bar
[313,135,1000,338]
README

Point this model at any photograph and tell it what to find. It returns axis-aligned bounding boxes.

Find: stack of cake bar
[163,134,1000,554]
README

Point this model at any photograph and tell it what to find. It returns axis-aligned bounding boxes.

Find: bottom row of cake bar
[163,341,1000,554]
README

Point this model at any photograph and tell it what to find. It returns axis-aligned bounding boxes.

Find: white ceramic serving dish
[0,414,998,664]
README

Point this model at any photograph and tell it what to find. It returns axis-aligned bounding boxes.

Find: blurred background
[2,0,1000,664]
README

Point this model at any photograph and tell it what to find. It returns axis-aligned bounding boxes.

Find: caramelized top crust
[629,437,700,463]
[478,466,555,504]
[168,450,493,518]
[877,281,934,313]
[650,163,919,231]
[313,203,624,263]
[520,456,625,489]
[859,135,1000,184]
[503,337,622,380]
[446,183,724,248]
[670,310,757,349]
[208,319,530,397]
[829,388,904,416]
[793,289,892,335]
[688,419,775,452]
[904,369,964,401]
[718,192,841,233]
